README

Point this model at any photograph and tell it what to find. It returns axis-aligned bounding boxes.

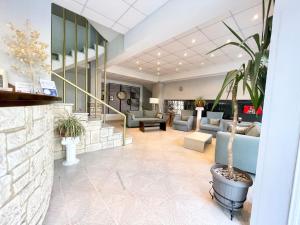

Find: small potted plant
[194,97,206,107]
[56,115,85,166]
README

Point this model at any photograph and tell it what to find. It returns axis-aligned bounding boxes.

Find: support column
[195,107,204,131]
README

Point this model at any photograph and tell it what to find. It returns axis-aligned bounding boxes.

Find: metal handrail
[51,71,127,146]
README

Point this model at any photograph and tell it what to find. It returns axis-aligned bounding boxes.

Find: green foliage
[195,96,206,107]
[209,0,274,111]
[56,115,85,137]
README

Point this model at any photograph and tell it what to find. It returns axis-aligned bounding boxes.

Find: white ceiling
[52,0,170,34]
[117,3,264,76]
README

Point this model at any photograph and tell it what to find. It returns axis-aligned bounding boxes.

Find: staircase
[53,103,132,160]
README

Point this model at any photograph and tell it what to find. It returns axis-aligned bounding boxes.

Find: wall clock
[117,91,127,100]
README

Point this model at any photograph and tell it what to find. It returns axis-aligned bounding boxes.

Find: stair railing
[51,71,127,146]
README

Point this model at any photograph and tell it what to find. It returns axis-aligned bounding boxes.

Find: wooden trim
[0,91,61,107]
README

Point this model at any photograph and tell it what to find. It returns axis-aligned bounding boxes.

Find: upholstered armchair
[200,111,224,136]
[173,110,194,131]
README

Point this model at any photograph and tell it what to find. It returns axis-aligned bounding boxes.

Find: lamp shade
[149,97,159,104]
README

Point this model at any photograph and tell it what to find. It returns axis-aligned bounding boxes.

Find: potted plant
[208,0,274,219]
[56,115,85,166]
[194,96,206,107]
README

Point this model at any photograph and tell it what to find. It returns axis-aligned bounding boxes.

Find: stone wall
[0,105,54,225]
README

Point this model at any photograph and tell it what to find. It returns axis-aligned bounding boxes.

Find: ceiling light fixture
[178,62,182,65]
[183,52,187,57]
[157,61,160,65]
[157,52,161,57]
[157,67,160,71]
[139,67,142,71]
[157,72,160,75]
[237,53,243,58]
[252,14,259,20]
[191,39,196,44]
[175,68,179,71]
[136,60,139,64]
[200,62,205,65]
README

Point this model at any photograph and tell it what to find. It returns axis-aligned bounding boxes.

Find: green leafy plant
[208,0,274,179]
[195,97,206,107]
[56,115,85,137]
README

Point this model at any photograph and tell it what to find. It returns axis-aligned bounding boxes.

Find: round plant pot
[210,164,253,219]
[61,137,80,166]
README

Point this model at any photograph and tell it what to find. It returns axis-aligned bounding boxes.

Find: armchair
[200,111,224,136]
[173,110,194,131]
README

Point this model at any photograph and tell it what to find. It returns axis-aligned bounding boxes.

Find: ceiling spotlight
[237,53,243,58]
[200,62,205,65]
[139,67,142,71]
[178,62,182,65]
[183,52,188,57]
[252,14,259,21]
[157,72,160,75]
[136,60,139,64]
[191,39,196,44]
[157,61,160,65]
[210,53,215,57]
[175,68,179,71]
[157,67,160,71]
[157,52,161,57]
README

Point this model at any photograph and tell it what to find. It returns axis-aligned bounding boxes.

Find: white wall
[162,75,250,100]
[0,0,51,84]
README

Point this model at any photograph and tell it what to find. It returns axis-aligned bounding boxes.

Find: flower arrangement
[5,20,50,86]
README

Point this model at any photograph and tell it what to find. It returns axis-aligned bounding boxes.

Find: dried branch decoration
[5,20,50,80]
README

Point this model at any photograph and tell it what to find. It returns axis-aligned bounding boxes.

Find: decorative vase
[61,137,80,166]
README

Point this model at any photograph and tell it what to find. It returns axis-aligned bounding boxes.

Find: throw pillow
[228,125,249,135]
[209,118,220,126]
[156,113,163,119]
[246,124,261,137]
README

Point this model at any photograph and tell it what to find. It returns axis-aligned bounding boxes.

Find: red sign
[243,105,263,115]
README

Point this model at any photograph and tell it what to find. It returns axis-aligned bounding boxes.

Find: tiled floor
[44,125,253,225]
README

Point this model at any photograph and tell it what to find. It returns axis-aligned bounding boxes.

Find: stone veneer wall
[0,105,54,225]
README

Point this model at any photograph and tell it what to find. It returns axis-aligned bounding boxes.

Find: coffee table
[139,120,166,132]
[184,132,212,152]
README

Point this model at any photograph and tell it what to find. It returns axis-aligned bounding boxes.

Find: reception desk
[0,92,60,225]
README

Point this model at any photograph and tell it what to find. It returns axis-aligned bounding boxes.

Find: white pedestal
[61,137,80,166]
[195,107,204,131]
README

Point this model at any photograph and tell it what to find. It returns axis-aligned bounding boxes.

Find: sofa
[125,110,166,128]
[200,111,224,136]
[215,123,261,174]
[173,110,194,131]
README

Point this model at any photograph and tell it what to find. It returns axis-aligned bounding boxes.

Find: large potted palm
[208,0,274,219]
[56,115,85,166]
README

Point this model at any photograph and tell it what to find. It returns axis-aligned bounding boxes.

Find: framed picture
[15,82,33,93]
[40,79,58,96]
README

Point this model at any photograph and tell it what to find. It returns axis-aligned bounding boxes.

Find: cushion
[181,115,190,121]
[143,110,156,118]
[173,120,188,126]
[246,124,261,137]
[209,118,220,126]
[228,125,249,135]
[134,118,160,122]
[200,123,221,132]
[130,111,143,118]
[207,111,223,120]
[156,113,163,119]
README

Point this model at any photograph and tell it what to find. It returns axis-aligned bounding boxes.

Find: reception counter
[0,93,61,225]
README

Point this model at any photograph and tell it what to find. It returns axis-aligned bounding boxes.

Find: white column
[195,107,204,131]
[250,0,300,224]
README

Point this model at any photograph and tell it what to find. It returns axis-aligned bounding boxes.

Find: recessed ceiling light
[175,68,179,71]
[200,62,205,65]
[157,61,160,65]
[157,72,160,75]
[136,60,139,64]
[157,67,160,71]
[252,14,259,20]
[210,53,215,57]
[226,39,231,43]
[139,67,142,71]
[157,52,161,57]
[237,53,243,58]
[191,39,196,44]
[178,62,182,65]
[183,52,188,57]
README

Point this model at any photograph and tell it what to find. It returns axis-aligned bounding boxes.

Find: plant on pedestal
[56,115,85,166]
[208,0,274,219]
[194,96,206,107]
